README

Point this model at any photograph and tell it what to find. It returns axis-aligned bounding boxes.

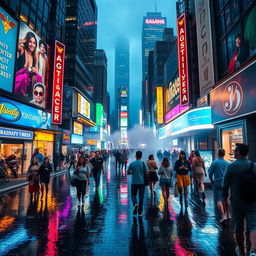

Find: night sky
[97,0,177,127]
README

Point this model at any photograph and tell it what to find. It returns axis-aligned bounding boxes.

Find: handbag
[143,162,149,186]
[71,175,77,187]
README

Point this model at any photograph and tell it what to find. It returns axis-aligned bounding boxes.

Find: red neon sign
[177,14,189,106]
[120,112,128,118]
[51,41,65,124]
[145,19,165,25]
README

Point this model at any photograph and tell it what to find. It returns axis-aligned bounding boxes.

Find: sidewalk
[0,168,70,195]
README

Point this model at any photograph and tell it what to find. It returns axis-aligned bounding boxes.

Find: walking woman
[192,151,206,200]
[158,157,172,208]
[74,156,90,207]
[27,157,40,200]
[146,154,159,196]
[39,157,52,197]
[174,151,191,207]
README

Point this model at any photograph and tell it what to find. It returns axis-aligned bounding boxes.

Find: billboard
[121,127,128,139]
[51,40,65,124]
[195,0,215,95]
[120,112,128,118]
[120,89,128,98]
[0,96,51,129]
[165,74,189,123]
[96,103,103,127]
[177,14,189,106]
[120,118,128,127]
[14,22,51,108]
[159,107,213,139]
[211,60,256,124]
[145,19,166,25]
[73,121,83,135]
[121,105,127,111]
[77,93,90,119]
[156,87,164,124]
[0,6,18,93]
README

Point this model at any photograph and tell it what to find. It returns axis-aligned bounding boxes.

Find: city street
[0,159,236,256]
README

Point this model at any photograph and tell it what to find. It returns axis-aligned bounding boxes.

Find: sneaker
[138,212,144,217]
[77,201,81,207]
[235,247,245,256]
[250,249,256,256]
[133,204,138,215]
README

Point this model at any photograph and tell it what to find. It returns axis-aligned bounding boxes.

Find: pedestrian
[157,150,163,164]
[223,143,256,256]
[59,152,65,169]
[53,152,60,172]
[74,156,90,207]
[208,148,230,223]
[146,154,158,197]
[65,152,70,165]
[163,150,171,161]
[31,148,44,164]
[188,150,195,166]
[192,151,207,200]
[158,157,172,208]
[115,150,122,170]
[39,157,52,198]
[27,157,40,200]
[68,151,76,171]
[121,149,129,171]
[127,151,148,216]
[90,151,104,189]
[174,150,191,207]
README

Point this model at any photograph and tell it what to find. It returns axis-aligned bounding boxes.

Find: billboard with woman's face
[14,22,50,108]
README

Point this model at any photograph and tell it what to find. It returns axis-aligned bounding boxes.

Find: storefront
[0,127,33,174]
[211,60,256,161]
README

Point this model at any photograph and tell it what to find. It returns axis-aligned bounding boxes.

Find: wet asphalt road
[0,159,237,256]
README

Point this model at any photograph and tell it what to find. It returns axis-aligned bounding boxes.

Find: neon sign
[52,41,65,124]
[145,19,165,25]
[177,14,189,106]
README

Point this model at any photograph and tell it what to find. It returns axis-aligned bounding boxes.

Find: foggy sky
[96,0,177,128]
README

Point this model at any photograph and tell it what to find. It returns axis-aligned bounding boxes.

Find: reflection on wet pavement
[0,160,236,256]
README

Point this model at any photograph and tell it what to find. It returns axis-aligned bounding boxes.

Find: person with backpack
[208,148,230,223]
[223,143,256,256]
[127,151,148,217]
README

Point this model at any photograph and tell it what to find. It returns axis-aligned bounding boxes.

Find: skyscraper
[142,12,167,126]
[114,36,129,132]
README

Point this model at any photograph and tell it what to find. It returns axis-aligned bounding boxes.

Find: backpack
[239,162,256,203]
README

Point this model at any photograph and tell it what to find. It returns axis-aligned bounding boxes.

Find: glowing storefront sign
[71,134,83,144]
[77,93,90,119]
[145,19,166,25]
[96,103,103,127]
[177,14,189,106]
[120,118,128,127]
[120,112,128,118]
[73,121,83,135]
[52,40,65,124]
[0,127,33,140]
[0,6,18,93]
[156,87,164,124]
[159,107,213,139]
[34,132,54,142]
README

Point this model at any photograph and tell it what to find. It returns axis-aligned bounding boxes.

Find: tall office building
[65,0,97,98]
[142,12,167,126]
[114,36,129,132]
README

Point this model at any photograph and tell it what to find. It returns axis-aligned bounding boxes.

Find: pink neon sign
[145,19,165,25]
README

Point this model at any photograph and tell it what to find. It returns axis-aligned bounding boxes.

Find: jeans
[93,170,101,188]
[131,184,145,214]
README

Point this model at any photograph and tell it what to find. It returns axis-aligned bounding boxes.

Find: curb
[0,169,70,195]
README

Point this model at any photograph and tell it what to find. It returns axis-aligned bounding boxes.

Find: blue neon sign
[0,127,33,140]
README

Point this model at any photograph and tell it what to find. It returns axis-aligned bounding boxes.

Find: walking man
[223,143,256,256]
[90,151,104,190]
[127,151,148,216]
[208,148,230,223]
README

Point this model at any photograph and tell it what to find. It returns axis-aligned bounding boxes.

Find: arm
[208,162,214,184]
[127,163,133,175]
[222,166,232,200]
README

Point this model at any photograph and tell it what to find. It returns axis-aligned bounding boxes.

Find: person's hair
[24,32,37,53]
[179,150,186,160]
[194,151,201,158]
[39,40,48,55]
[148,154,154,160]
[77,156,86,167]
[136,151,142,159]
[217,148,225,157]
[34,83,45,93]
[43,157,49,163]
[31,157,39,166]
[235,143,249,157]
[162,157,170,168]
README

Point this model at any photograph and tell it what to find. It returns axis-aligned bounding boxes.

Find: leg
[178,187,183,204]
[250,231,256,250]
[131,184,138,206]
[41,183,44,195]
[45,183,49,195]
[184,186,188,207]
[138,185,145,215]
[162,186,167,204]
[95,171,101,188]
[166,185,170,201]
[235,232,246,255]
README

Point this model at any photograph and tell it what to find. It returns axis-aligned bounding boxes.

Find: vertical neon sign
[177,14,189,106]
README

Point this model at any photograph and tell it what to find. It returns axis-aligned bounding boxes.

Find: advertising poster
[14,22,50,108]
[0,6,18,92]
[0,96,51,129]
[78,93,90,119]
[156,87,164,124]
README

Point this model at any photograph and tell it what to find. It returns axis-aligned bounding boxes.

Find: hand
[31,67,38,74]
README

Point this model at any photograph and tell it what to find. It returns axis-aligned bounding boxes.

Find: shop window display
[222,128,243,162]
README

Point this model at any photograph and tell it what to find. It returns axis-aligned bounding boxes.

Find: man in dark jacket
[90,151,104,189]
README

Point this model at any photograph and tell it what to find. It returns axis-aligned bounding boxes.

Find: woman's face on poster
[33,86,44,104]
[28,37,37,53]
[40,43,46,55]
